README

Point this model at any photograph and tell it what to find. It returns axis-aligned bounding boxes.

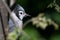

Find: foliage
[20,24,46,40]
[47,0,60,12]
[32,13,59,30]
[8,24,46,40]
[7,27,19,40]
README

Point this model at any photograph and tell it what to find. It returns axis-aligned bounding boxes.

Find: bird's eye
[20,12,22,14]
[19,11,23,14]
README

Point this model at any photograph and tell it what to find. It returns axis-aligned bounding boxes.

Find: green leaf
[20,24,45,40]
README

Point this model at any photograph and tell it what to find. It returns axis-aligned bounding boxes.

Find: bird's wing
[9,18,16,32]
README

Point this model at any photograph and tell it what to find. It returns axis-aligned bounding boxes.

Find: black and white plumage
[9,4,30,32]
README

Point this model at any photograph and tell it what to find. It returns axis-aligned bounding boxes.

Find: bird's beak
[24,13,31,17]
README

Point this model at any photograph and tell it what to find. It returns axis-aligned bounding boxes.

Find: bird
[9,4,30,32]
[8,4,30,40]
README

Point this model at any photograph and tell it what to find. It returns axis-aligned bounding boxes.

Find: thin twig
[2,0,11,14]
[23,19,32,28]
[0,8,6,40]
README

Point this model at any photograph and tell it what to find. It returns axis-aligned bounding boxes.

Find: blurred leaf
[32,13,59,30]
[7,27,19,40]
[51,12,60,24]
[20,24,45,40]
[32,13,48,30]
[50,31,60,40]
[47,0,60,12]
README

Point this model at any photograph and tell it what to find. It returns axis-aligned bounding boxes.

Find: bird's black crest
[14,4,25,19]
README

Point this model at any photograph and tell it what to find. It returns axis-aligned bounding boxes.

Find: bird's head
[14,4,30,20]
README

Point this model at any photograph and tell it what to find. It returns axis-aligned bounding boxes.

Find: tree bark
[0,0,8,40]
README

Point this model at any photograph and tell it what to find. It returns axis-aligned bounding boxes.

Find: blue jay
[9,4,30,32]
